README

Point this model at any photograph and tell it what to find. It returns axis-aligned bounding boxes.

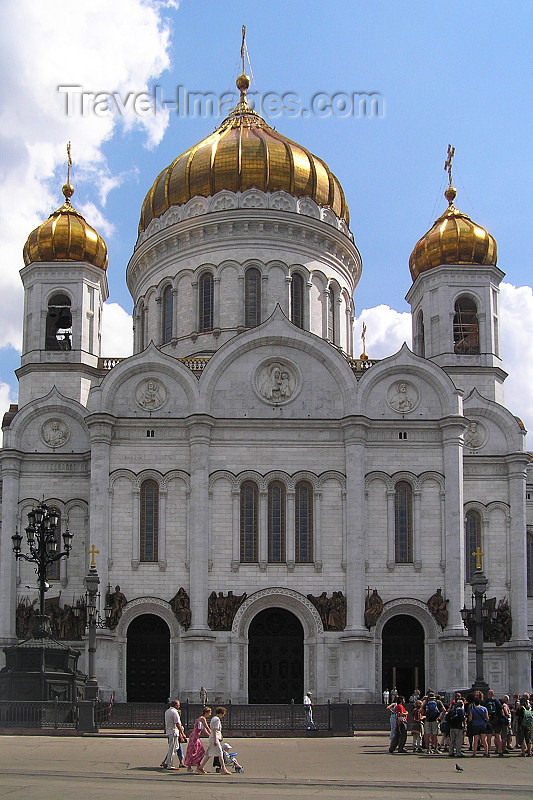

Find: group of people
[161,699,233,774]
[387,688,532,757]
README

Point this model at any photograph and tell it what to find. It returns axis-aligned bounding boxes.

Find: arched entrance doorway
[382,614,425,700]
[248,607,304,704]
[126,614,170,702]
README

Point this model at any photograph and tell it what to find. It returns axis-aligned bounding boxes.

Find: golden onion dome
[139,75,349,233]
[409,186,497,280]
[23,183,108,270]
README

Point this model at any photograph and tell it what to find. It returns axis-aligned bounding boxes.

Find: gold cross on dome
[87,544,100,568]
[241,25,246,73]
[444,144,455,186]
[472,545,484,570]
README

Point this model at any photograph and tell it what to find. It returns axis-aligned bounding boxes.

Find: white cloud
[101,303,134,358]
[0,0,173,352]
[499,283,533,441]
[354,305,412,359]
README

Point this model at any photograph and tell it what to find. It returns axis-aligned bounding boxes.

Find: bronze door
[126,614,170,702]
[248,608,304,704]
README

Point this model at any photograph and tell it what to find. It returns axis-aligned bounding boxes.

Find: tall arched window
[240,481,258,562]
[327,286,336,344]
[47,507,61,580]
[140,479,159,562]
[199,272,214,332]
[137,302,145,351]
[454,296,480,354]
[291,273,304,329]
[162,285,173,343]
[45,293,72,351]
[394,481,413,563]
[416,309,425,357]
[465,509,482,583]
[268,481,286,562]
[244,267,261,327]
[295,480,313,563]
[526,532,533,597]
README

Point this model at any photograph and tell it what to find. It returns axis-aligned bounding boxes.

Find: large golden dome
[409,186,497,280]
[139,75,349,233]
[23,184,108,270]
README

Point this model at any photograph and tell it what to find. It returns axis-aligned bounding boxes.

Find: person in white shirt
[161,699,185,770]
[304,691,317,730]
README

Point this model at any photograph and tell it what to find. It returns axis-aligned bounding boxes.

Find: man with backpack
[517,695,532,756]
[484,688,505,756]
[422,692,445,754]
[446,699,466,757]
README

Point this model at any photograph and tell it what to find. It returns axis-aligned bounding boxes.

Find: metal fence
[0,700,78,729]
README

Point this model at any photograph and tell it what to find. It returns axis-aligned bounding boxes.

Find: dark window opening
[45,294,72,351]
[454,297,480,354]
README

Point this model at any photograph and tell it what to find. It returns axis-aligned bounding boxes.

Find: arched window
[199,272,214,332]
[526,532,533,597]
[465,509,482,583]
[268,481,286,562]
[291,273,304,329]
[137,302,145,351]
[240,481,258,563]
[394,481,413,563]
[295,480,313,563]
[416,310,425,357]
[140,479,159,562]
[244,267,261,328]
[47,507,61,580]
[454,296,480,354]
[162,285,173,344]
[45,293,72,351]
[327,285,336,344]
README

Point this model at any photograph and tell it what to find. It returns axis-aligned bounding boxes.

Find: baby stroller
[214,742,244,773]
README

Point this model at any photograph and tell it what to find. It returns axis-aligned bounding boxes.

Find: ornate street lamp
[460,546,498,695]
[11,500,73,637]
[73,545,112,700]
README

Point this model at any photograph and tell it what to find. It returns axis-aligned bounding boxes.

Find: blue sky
[1,0,533,439]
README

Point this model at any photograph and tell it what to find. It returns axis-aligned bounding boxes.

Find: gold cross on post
[444,144,455,186]
[66,141,72,184]
[87,544,100,568]
[472,545,484,570]
[241,24,246,74]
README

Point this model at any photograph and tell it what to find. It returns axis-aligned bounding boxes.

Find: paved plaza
[0,733,530,800]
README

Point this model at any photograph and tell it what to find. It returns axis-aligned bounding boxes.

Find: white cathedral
[1,72,532,704]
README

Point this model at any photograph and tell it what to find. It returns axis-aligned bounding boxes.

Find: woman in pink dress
[184,706,211,772]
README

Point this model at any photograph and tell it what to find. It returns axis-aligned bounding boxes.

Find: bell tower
[406,147,505,403]
[17,145,109,408]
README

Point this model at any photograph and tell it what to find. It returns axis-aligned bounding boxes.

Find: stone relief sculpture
[257,362,296,404]
[427,588,449,629]
[16,595,86,640]
[16,596,37,639]
[464,421,485,449]
[479,597,512,646]
[388,381,417,413]
[364,588,384,629]
[136,378,166,411]
[106,585,128,629]
[169,586,192,630]
[41,419,69,448]
[207,591,247,631]
[307,591,347,631]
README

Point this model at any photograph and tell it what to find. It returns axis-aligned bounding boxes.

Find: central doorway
[382,614,425,700]
[126,614,170,702]
[248,607,304,704]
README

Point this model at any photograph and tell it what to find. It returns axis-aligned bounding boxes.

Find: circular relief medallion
[387,380,419,414]
[464,420,487,450]
[41,418,70,448]
[136,378,167,411]
[254,360,300,405]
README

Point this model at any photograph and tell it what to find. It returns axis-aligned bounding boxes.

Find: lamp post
[73,546,112,700]
[11,500,73,637]
[460,546,498,695]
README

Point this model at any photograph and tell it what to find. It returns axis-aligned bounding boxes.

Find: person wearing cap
[304,691,317,730]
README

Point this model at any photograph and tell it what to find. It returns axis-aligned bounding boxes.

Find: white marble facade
[1,180,532,703]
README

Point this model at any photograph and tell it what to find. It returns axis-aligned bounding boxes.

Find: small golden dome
[139,76,349,233]
[409,187,497,280]
[23,185,108,270]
